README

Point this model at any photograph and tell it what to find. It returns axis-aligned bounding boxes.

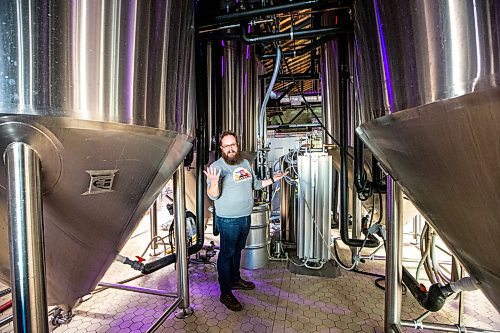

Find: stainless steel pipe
[173,166,193,318]
[400,320,500,333]
[5,142,49,333]
[384,177,403,333]
[150,201,159,252]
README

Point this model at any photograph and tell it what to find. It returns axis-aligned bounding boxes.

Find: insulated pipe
[173,166,193,316]
[258,47,282,141]
[5,142,49,333]
[242,26,351,44]
[385,178,403,333]
[338,36,378,248]
[258,46,282,178]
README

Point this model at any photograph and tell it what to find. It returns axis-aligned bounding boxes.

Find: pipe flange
[0,117,63,194]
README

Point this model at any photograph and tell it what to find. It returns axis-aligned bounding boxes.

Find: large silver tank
[297,153,332,262]
[211,39,262,154]
[0,0,195,308]
[353,0,500,309]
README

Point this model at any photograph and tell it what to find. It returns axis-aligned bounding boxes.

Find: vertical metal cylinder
[213,38,261,153]
[173,166,190,312]
[5,142,49,333]
[320,13,340,144]
[385,177,403,332]
[150,201,158,251]
[351,190,362,264]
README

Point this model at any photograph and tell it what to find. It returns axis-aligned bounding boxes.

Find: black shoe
[231,278,255,290]
[220,291,243,311]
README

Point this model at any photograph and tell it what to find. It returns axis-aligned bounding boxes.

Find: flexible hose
[258,46,282,143]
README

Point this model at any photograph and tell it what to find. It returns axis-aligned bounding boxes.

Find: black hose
[338,36,378,248]
[354,134,372,201]
[402,266,454,312]
[0,288,11,297]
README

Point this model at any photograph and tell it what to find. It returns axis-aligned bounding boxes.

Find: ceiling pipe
[209,0,321,25]
[260,73,320,81]
[242,25,351,44]
[258,35,336,59]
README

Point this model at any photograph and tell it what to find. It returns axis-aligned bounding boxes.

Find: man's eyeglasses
[221,143,237,150]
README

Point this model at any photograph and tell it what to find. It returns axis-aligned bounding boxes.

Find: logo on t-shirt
[233,167,252,183]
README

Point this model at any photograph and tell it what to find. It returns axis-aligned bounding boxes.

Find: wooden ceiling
[260,9,321,96]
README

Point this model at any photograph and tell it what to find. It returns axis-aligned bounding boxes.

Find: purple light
[374,0,395,112]
[246,25,251,60]
[221,55,225,77]
[354,38,363,109]
[244,72,248,96]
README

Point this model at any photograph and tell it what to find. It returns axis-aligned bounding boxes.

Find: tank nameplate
[82,170,119,195]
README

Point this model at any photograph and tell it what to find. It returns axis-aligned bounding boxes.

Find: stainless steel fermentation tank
[353,0,500,311]
[0,0,195,311]
[209,39,262,155]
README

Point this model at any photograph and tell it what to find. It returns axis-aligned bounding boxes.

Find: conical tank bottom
[357,88,500,311]
[0,116,192,308]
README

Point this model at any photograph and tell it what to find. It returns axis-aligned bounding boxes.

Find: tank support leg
[5,142,49,332]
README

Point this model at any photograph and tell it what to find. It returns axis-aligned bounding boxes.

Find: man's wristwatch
[272,176,275,183]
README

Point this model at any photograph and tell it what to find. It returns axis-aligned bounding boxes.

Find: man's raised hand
[203,166,221,184]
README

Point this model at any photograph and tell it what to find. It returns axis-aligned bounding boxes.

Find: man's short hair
[219,130,239,147]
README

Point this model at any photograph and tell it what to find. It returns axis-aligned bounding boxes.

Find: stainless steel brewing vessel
[353,0,500,309]
[211,39,262,154]
[0,0,195,309]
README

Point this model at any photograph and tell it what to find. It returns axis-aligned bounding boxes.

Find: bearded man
[204,130,287,311]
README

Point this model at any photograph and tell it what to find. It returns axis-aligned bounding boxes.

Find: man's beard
[222,150,242,165]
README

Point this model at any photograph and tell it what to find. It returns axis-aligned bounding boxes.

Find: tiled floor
[1,214,499,333]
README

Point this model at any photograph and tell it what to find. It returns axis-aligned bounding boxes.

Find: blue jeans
[215,215,251,294]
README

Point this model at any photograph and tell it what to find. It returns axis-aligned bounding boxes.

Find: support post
[5,142,49,333]
[173,166,193,318]
[384,177,403,332]
[150,201,159,254]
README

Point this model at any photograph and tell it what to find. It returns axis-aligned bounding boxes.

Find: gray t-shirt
[207,158,263,218]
